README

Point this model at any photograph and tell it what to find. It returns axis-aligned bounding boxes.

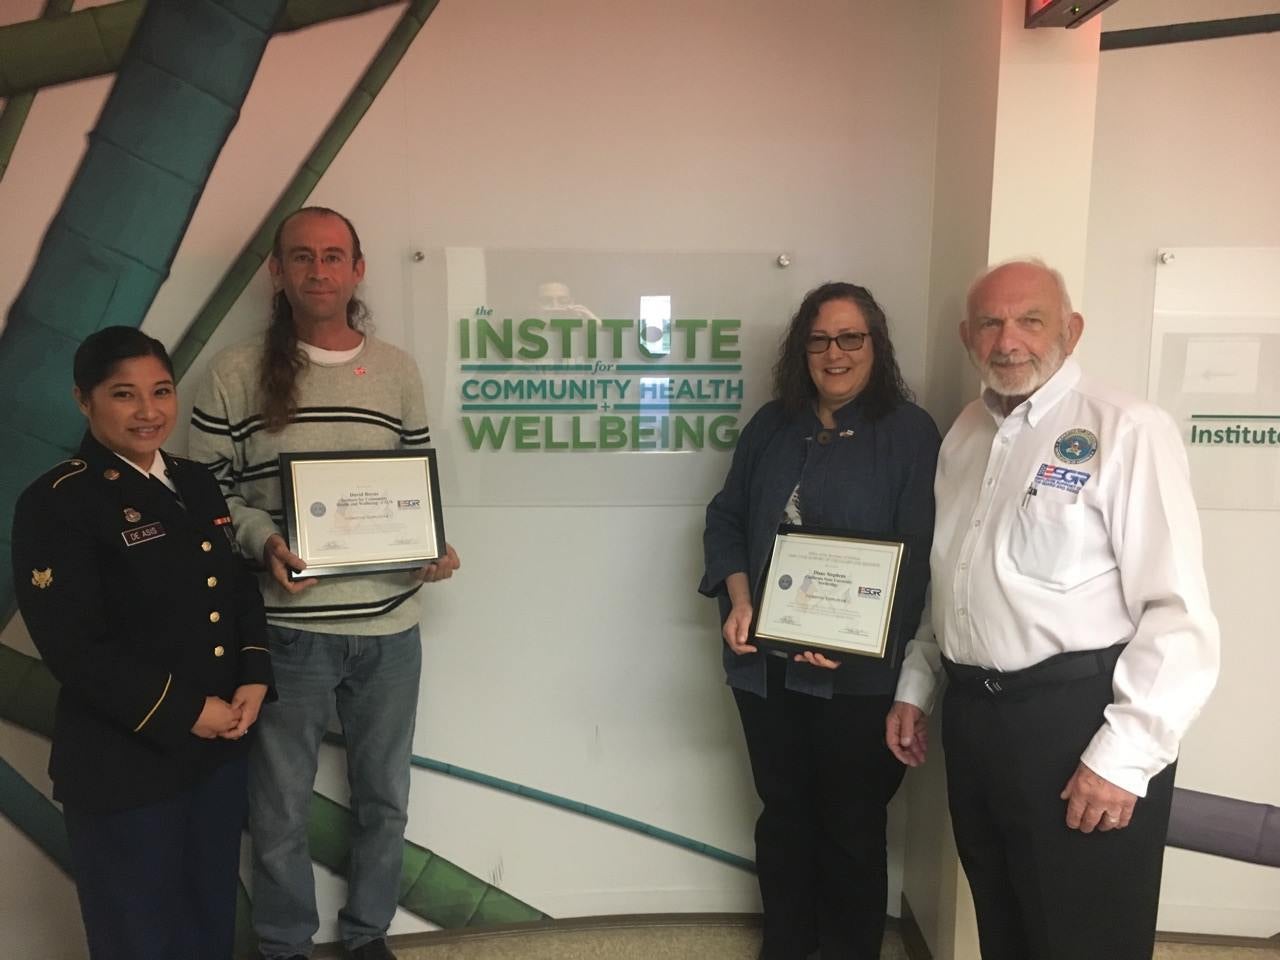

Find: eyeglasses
[805,332,868,354]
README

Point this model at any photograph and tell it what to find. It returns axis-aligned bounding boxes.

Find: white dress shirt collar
[981,356,1082,429]
[115,451,177,493]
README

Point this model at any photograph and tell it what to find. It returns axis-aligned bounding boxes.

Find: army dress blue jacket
[11,433,272,811]
[700,397,940,698]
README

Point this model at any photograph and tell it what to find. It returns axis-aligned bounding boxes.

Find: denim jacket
[700,397,940,698]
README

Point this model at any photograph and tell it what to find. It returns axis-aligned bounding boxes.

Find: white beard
[972,337,1067,399]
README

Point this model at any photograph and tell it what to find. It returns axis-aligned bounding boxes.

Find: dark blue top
[700,397,940,698]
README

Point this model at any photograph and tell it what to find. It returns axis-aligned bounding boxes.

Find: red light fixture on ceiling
[1026,0,1122,28]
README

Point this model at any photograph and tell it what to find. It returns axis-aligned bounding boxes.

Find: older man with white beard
[884,260,1219,960]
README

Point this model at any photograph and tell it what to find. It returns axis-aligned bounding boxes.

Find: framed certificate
[752,526,907,660]
[278,450,446,580]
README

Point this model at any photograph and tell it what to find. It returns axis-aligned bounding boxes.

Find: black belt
[943,642,1126,696]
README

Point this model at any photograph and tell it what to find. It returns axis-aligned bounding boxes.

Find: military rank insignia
[214,515,235,545]
[31,568,53,590]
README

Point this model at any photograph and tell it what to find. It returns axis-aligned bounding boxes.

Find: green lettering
[514,417,540,450]
[600,319,632,358]
[517,318,549,359]
[632,416,658,450]
[711,319,741,359]
[674,318,707,359]
[544,416,569,450]
[600,415,627,450]
[674,416,704,449]
[571,416,597,449]
[476,318,513,359]
[462,416,509,450]
[548,317,581,358]
[709,415,740,449]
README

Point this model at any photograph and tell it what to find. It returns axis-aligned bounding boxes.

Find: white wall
[1084,25,1280,937]
[0,1,943,953]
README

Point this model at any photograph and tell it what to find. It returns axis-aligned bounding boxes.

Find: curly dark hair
[260,206,370,431]
[772,281,913,419]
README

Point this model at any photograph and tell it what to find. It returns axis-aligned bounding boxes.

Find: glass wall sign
[411,249,798,507]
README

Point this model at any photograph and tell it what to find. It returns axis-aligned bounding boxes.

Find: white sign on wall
[1148,247,1280,511]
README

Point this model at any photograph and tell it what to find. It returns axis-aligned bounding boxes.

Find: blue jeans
[249,624,421,958]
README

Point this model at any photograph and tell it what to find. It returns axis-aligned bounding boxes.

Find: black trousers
[942,656,1176,960]
[734,657,906,960]
[63,753,248,960]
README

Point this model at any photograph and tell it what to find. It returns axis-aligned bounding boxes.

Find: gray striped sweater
[189,335,431,635]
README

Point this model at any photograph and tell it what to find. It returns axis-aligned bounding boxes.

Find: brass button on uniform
[213,645,225,658]
[206,576,218,588]
[200,540,213,553]
[209,611,221,624]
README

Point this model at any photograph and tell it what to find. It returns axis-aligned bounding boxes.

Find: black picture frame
[750,524,910,663]
[278,449,446,580]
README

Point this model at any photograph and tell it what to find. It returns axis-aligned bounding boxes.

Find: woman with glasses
[700,283,940,959]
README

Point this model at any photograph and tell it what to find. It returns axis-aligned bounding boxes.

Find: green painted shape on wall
[170,0,443,378]
[0,94,36,182]
[0,646,45,734]
[404,850,490,928]
[0,0,284,630]
[306,791,353,871]
[63,146,202,268]
[0,644,552,929]
[0,0,552,937]
[129,0,279,100]
[0,0,405,99]
[469,885,550,927]
[0,325,85,448]
[97,62,239,182]
[308,791,548,927]
[0,0,75,183]
[2,657,59,742]
[0,2,139,97]
[0,429,70,624]
[0,757,73,872]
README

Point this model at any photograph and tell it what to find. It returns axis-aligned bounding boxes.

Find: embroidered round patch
[1054,428,1098,464]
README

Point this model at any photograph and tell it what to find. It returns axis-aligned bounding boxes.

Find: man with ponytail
[190,207,459,960]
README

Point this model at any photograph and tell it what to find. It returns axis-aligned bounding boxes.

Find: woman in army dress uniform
[10,327,272,960]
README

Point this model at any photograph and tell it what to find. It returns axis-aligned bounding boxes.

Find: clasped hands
[191,683,269,740]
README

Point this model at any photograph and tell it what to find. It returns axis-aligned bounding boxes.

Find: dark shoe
[347,939,396,960]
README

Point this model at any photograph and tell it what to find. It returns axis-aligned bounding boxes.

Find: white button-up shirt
[115,451,177,493]
[896,358,1219,796]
